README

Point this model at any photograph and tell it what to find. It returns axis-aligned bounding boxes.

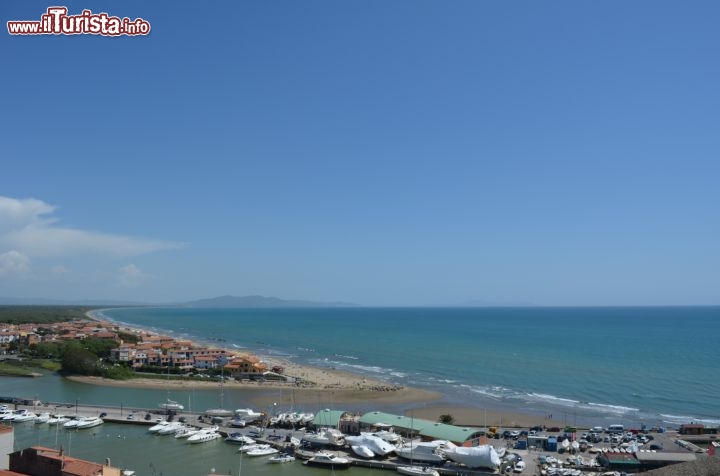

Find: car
[649,444,663,451]
[144,413,152,421]
[99,412,107,418]
[530,426,543,433]
[503,430,512,439]
[509,430,520,439]
[126,414,134,420]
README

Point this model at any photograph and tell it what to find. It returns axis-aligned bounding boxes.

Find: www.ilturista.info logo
[7,7,150,36]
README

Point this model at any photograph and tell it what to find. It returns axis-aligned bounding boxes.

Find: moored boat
[76,417,104,429]
[268,454,296,464]
[397,466,440,476]
[246,447,279,457]
[304,452,351,469]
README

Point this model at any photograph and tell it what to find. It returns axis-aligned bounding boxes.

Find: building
[8,446,123,476]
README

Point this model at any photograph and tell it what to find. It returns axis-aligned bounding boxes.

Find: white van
[606,424,624,433]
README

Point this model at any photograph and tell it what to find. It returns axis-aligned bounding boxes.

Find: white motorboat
[441,443,500,470]
[156,422,185,435]
[225,432,255,445]
[158,399,184,411]
[301,428,345,446]
[268,454,295,464]
[34,412,51,424]
[395,442,447,464]
[63,418,82,428]
[304,452,351,469]
[372,429,401,444]
[238,444,271,453]
[148,421,170,433]
[234,408,263,422]
[188,428,222,444]
[175,426,203,439]
[47,415,69,425]
[351,445,375,458]
[11,411,37,422]
[346,433,396,456]
[76,417,104,429]
[397,466,440,476]
[246,447,279,457]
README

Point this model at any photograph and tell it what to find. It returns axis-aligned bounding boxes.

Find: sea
[3,306,719,475]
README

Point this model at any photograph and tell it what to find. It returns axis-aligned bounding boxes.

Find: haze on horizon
[2,1,718,307]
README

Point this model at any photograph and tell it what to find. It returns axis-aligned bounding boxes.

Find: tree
[61,340,100,375]
[439,414,455,424]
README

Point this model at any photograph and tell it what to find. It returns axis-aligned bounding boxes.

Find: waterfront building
[8,446,123,476]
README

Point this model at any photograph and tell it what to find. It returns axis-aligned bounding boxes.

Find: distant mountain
[181,295,358,308]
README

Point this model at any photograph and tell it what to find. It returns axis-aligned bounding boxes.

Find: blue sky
[2,1,719,306]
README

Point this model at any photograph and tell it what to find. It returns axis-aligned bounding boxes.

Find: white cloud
[0,196,186,257]
[118,264,151,287]
[0,250,32,277]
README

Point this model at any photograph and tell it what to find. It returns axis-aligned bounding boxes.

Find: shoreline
[83,307,569,428]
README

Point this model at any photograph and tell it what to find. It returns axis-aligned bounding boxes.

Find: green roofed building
[358,411,485,445]
[312,409,349,428]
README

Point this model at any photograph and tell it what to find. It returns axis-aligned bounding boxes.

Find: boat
[440,442,500,469]
[63,418,82,429]
[47,415,69,425]
[156,422,185,435]
[238,444,271,453]
[351,445,375,458]
[371,428,401,444]
[34,412,51,424]
[268,454,296,464]
[301,428,346,446]
[10,411,37,422]
[148,421,170,433]
[175,426,203,439]
[304,452,351,469]
[188,428,222,444]
[395,442,447,464]
[245,447,279,457]
[346,433,396,456]
[159,398,185,411]
[397,466,440,476]
[158,363,184,411]
[234,408,263,422]
[76,417,104,429]
[225,433,256,445]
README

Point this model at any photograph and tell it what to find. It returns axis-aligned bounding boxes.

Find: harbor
[3,398,712,476]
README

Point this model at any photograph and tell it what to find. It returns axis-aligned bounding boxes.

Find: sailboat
[396,411,440,476]
[205,366,233,417]
[158,360,184,411]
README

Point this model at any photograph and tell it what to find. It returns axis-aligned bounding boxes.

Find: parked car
[126,414,134,420]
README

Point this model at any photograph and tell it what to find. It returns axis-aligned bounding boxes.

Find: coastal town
[1,316,719,476]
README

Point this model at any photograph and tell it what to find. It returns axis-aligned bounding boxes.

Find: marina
[2,399,712,476]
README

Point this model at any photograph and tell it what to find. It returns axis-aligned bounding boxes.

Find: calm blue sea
[95,306,719,428]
